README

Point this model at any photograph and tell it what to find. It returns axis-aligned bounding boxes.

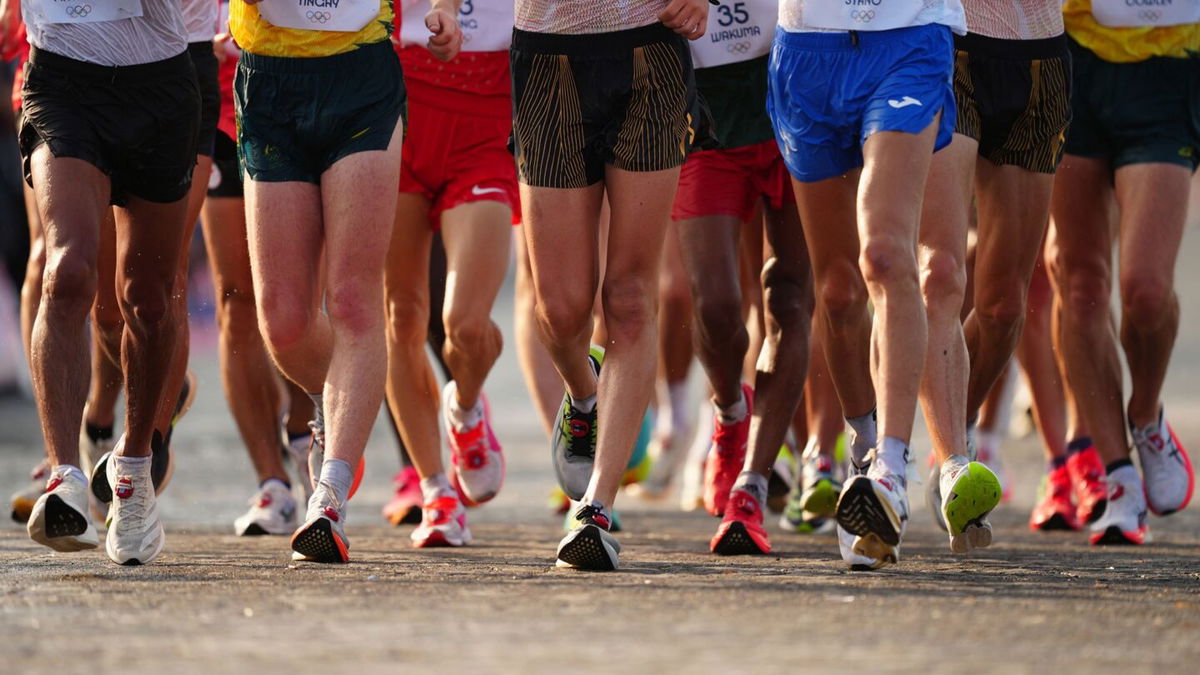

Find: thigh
[1114,162,1192,289]
[919,133,976,271]
[439,200,512,323]
[29,148,110,274]
[604,166,680,285]
[1049,154,1116,271]
[791,173,861,283]
[521,182,605,306]
[245,179,325,308]
[973,158,1054,294]
[200,196,254,296]
[113,196,191,294]
[859,119,940,250]
[386,192,435,320]
[675,212,743,302]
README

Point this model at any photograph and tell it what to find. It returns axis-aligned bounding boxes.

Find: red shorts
[671,140,794,223]
[398,88,518,227]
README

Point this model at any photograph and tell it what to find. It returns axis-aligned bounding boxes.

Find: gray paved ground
[2,192,1200,673]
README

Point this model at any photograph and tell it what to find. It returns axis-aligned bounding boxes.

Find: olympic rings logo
[306,10,331,23]
[65,5,92,17]
[851,10,875,22]
[726,41,751,54]
[1138,10,1161,22]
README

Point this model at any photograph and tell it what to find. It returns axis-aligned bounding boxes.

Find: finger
[425,13,443,34]
[657,0,686,23]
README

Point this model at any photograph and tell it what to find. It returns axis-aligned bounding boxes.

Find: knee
[445,312,499,357]
[920,250,967,320]
[119,275,173,326]
[693,287,743,347]
[385,293,429,348]
[816,259,867,323]
[40,250,96,314]
[1121,274,1175,328]
[535,287,593,346]
[326,279,383,338]
[602,276,656,338]
[761,257,814,329]
[1051,251,1110,319]
[973,282,1027,337]
[259,290,314,353]
[860,236,918,290]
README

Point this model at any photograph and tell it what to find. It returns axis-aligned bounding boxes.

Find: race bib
[803,0,926,32]
[31,0,143,24]
[1092,0,1200,28]
[258,0,379,33]
[690,0,777,69]
[399,0,513,51]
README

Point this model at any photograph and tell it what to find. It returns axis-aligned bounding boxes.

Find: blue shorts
[768,24,956,183]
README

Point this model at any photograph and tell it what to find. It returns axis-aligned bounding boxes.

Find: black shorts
[1064,38,1199,171]
[235,40,405,184]
[510,23,714,188]
[188,41,220,158]
[953,33,1072,174]
[19,47,201,206]
[207,130,242,198]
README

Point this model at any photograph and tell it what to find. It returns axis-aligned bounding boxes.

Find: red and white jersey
[398,0,513,52]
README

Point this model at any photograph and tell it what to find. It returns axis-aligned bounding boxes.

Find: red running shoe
[1029,464,1080,532]
[444,385,505,507]
[710,487,771,555]
[703,384,754,517]
[1066,442,1107,525]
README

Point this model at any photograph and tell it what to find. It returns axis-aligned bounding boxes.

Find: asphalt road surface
[3,198,1200,673]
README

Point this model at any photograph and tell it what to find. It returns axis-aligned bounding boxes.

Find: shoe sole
[1080,498,1107,525]
[800,479,839,519]
[108,533,165,566]
[556,524,617,571]
[836,477,902,546]
[238,523,270,536]
[28,495,98,552]
[851,533,898,567]
[943,463,1001,548]
[11,495,36,524]
[290,518,349,563]
[1031,513,1078,532]
[950,522,993,554]
[711,521,769,555]
[1090,526,1146,546]
[412,528,471,548]
[385,506,422,526]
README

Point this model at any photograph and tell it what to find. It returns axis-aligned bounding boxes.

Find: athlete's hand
[659,0,710,40]
[425,2,463,62]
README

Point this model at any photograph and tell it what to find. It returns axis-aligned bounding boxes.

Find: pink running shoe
[382,466,422,526]
[411,494,472,548]
[443,383,505,507]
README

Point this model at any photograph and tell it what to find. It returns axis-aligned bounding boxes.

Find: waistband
[512,22,680,56]
[28,46,192,82]
[774,23,948,52]
[954,32,1068,60]
[240,39,394,74]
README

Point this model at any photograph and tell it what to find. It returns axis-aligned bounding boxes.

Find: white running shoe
[926,462,949,533]
[285,431,314,505]
[234,479,298,536]
[1131,410,1194,516]
[78,427,115,476]
[836,460,881,570]
[411,490,472,548]
[938,455,1001,554]
[1089,465,1150,546]
[290,481,349,563]
[27,465,98,552]
[105,453,165,565]
[836,451,909,568]
[443,382,505,506]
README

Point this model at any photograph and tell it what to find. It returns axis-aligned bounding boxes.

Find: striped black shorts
[953,32,1072,174]
[510,23,712,188]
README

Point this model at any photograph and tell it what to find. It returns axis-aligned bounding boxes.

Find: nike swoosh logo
[471,185,506,196]
[887,96,922,109]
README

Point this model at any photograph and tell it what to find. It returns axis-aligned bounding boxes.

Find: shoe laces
[308,421,325,449]
[451,424,490,470]
[114,478,151,535]
[574,503,610,530]
[561,405,596,460]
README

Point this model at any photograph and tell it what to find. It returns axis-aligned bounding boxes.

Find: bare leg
[1015,254,1067,461]
[87,209,123,430]
[514,227,564,437]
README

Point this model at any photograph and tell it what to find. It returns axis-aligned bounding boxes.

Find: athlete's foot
[938,456,1001,554]
[798,453,839,519]
[382,466,423,526]
[551,347,603,501]
[836,459,880,569]
[702,384,754,516]
[27,465,98,552]
[105,450,165,565]
[1130,409,1194,516]
[11,459,49,524]
[1066,440,1108,525]
[284,430,315,505]
[1030,463,1081,532]
[556,500,620,571]
[89,386,185,505]
[711,480,771,555]
[836,448,909,568]
[234,479,298,536]
[411,489,472,548]
[1089,464,1149,546]
[290,481,350,563]
[443,383,505,506]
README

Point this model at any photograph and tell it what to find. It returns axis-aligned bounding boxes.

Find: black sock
[1048,456,1067,471]
[1105,458,1133,474]
[85,422,114,443]
[1066,436,1093,455]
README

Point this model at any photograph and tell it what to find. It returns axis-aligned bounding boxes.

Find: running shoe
[702,383,754,516]
[79,424,115,476]
[27,465,98,552]
[555,501,620,571]
[284,430,314,505]
[710,487,771,555]
[1089,465,1149,546]
[89,371,193,504]
[779,485,835,534]
[443,383,505,506]
[798,453,839,519]
[550,347,603,501]
[10,459,49,524]
[1030,464,1081,532]
[382,465,423,526]
[836,450,908,568]
[766,448,794,514]
[938,455,1001,554]
[290,481,350,563]
[836,459,881,569]
[234,479,298,536]
[1066,442,1108,525]
[925,462,949,533]
[1130,410,1193,516]
[411,492,472,548]
[105,449,165,565]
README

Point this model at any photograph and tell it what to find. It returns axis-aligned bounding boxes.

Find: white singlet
[183,0,219,41]
[514,0,669,35]
[400,0,513,51]
[780,0,967,35]
[1091,0,1200,28]
[690,0,777,69]
[22,0,188,66]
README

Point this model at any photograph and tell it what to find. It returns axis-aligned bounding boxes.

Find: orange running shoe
[703,384,754,517]
[1029,464,1080,532]
[1066,440,1107,525]
[710,487,771,555]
